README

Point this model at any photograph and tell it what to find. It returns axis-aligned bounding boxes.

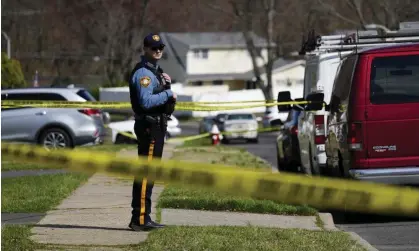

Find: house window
[202,49,208,59]
[246,81,256,89]
[213,80,223,85]
[192,49,209,59]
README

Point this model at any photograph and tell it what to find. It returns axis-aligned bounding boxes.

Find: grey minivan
[1,88,107,150]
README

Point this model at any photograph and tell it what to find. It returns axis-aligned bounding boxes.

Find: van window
[370,54,419,104]
[330,55,357,113]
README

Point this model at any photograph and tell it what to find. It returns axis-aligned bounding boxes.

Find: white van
[297,50,352,174]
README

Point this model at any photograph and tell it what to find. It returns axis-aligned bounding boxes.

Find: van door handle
[35,111,46,116]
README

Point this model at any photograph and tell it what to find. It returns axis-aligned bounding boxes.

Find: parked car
[198,116,216,134]
[222,113,259,143]
[108,115,182,144]
[214,113,229,132]
[323,43,419,185]
[262,107,289,128]
[275,98,304,173]
[1,88,105,149]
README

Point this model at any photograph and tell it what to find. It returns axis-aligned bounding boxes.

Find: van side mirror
[305,92,324,111]
[277,91,292,112]
[292,98,305,111]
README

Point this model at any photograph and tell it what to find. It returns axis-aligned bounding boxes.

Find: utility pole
[2,31,11,58]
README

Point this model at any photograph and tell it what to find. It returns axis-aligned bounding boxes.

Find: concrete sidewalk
[161,209,336,231]
[30,142,177,246]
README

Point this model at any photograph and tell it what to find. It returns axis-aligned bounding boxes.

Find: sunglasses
[151,45,164,51]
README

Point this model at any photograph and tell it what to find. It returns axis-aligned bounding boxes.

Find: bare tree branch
[315,0,361,26]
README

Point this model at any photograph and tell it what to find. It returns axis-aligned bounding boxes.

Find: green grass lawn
[180,136,212,147]
[1,143,135,171]
[81,143,136,153]
[157,146,317,216]
[1,225,43,251]
[132,226,366,251]
[1,159,91,250]
[2,173,89,213]
[1,161,53,171]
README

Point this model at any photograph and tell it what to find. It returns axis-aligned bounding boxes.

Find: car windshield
[76,89,97,101]
[227,114,253,120]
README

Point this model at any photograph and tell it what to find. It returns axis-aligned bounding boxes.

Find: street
[179,121,419,251]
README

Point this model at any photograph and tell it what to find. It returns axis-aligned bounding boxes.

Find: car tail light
[78,108,101,117]
[290,126,298,135]
[314,115,325,144]
[347,122,363,151]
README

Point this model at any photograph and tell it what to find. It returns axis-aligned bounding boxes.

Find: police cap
[143,33,165,49]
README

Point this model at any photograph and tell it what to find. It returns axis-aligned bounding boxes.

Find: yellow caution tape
[1,100,309,111]
[2,142,419,217]
[187,100,276,104]
[106,123,283,143]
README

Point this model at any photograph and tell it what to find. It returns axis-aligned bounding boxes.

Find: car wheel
[115,134,127,144]
[301,145,313,175]
[276,144,284,171]
[308,144,320,175]
[39,128,72,150]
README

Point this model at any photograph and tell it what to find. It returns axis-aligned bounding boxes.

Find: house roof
[158,32,188,83]
[164,32,270,49]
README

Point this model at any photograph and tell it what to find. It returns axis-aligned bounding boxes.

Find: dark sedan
[275,100,304,173]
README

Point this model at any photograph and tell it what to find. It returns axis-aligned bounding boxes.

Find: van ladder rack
[299,28,419,55]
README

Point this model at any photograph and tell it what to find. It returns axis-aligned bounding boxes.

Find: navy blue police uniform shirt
[131,56,173,110]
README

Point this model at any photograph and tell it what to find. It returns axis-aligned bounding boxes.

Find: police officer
[128,33,177,231]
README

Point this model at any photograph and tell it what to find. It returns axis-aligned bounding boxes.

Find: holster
[140,114,167,132]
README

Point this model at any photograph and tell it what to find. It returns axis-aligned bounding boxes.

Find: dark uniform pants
[131,118,166,225]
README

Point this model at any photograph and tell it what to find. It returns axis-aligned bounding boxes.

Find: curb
[318,213,378,251]
[347,232,379,251]
[318,213,338,231]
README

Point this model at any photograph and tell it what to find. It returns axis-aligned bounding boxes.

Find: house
[158,32,270,90]
[266,59,306,99]
[237,58,306,100]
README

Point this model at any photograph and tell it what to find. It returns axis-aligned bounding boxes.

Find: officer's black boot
[129,219,166,231]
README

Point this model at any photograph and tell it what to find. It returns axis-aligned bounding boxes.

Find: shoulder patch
[139,76,151,87]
